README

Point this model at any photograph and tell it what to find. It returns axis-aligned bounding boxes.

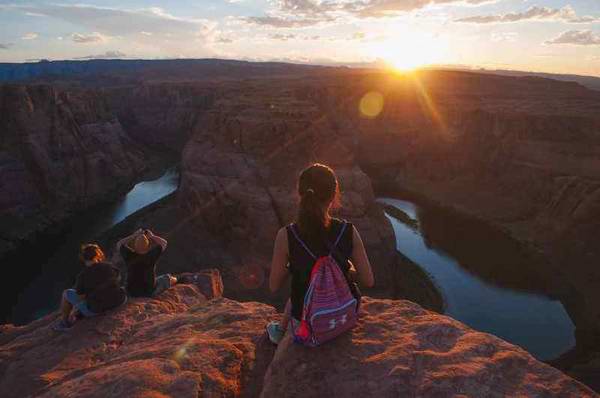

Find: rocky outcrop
[0,271,278,398]
[0,274,593,397]
[262,297,595,397]
[104,83,216,152]
[174,79,400,304]
[0,84,146,257]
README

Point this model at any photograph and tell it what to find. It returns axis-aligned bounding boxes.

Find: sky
[0,0,599,76]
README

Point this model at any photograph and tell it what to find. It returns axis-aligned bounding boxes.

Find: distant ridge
[433,66,600,91]
[0,58,332,85]
[2,58,599,91]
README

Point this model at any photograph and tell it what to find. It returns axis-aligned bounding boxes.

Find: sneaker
[52,319,73,332]
[266,321,286,345]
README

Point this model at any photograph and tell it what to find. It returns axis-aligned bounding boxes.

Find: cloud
[74,51,127,60]
[243,15,327,28]
[269,33,297,41]
[491,32,517,42]
[264,33,321,41]
[5,4,212,38]
[545,30,600,46]
[455,5,600,24]
[21,32,38,40]
[71,32,108,44]
[0,43,13,50]
[349,0,493,18]
[216,36,234,43]
[243,0,494,27]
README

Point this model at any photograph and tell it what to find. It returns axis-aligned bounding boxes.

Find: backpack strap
[289,224,317,260]
[330,221,348,255]
[289,221,348,259]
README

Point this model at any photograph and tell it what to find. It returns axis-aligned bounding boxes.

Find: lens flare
[359,91,384,119]
[173,338,196,364]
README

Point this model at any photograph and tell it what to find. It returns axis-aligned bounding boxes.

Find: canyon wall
[0,84,145,257]
[5,70,598,321]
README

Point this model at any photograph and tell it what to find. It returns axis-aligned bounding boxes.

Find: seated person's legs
[267,299,292,345]
[60,289,74,322]
[54,289,95,331]
[63,288,97,318]
[153,273,177,296]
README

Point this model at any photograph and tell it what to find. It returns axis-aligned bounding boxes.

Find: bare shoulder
[351,224,365,244]
[275,226,289,246]
[277,226,288,238]
[273,226,289,257]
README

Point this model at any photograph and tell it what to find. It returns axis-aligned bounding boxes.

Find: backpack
[289,222,358,347]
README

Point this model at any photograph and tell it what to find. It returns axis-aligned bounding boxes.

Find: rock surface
[0,84,145,256]
[262,297,596,397]
[0,275,277,398]
[1,283,593,397]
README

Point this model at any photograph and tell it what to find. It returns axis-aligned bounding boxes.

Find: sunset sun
[372,30,447,72]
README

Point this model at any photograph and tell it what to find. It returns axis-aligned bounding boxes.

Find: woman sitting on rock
[54,244,127,331]
[117,228,177,297]
[267,163,375,345]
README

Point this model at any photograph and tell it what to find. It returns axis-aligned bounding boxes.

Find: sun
[368,29,447,72]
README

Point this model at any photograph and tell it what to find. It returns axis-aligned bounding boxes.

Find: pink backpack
[289,222,358,347]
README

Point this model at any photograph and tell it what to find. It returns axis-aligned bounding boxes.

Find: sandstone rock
[1,279,591,398]
[0,84,146,255]
[175,79,400,303]
[177,269,225,300]
[261,297,596,397]
[0,283,277,398]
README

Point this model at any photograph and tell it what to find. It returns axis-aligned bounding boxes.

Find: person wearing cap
[54,243,127,331]
[116,228,177,297]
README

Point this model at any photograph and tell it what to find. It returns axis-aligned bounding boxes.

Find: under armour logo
[329,314,348,330]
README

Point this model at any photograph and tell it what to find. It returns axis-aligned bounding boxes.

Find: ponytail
[297,164,340,237]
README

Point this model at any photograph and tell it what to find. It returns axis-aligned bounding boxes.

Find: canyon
[1,60,599,392]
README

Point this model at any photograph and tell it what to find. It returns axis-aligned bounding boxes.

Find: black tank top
[286,218,353,320]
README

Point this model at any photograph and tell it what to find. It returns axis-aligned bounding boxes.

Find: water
[379,197,575,360]
[5,169,179,325]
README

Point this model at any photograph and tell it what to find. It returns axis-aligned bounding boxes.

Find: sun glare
[370,29,447,72]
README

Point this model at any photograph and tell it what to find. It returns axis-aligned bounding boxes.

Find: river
[4,169,179,325]
[379,197,575,361]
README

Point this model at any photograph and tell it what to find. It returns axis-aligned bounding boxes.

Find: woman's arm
[116,229,143,251]
[351,226,375,288]
[145,229,168,251]
[269,227,289,293]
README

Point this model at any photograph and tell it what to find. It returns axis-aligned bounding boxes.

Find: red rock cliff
[0,84,145,256]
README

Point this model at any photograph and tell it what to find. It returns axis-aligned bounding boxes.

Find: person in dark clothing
[54,244,127,331]
[116,228,176,297]
[266,163,375,344]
